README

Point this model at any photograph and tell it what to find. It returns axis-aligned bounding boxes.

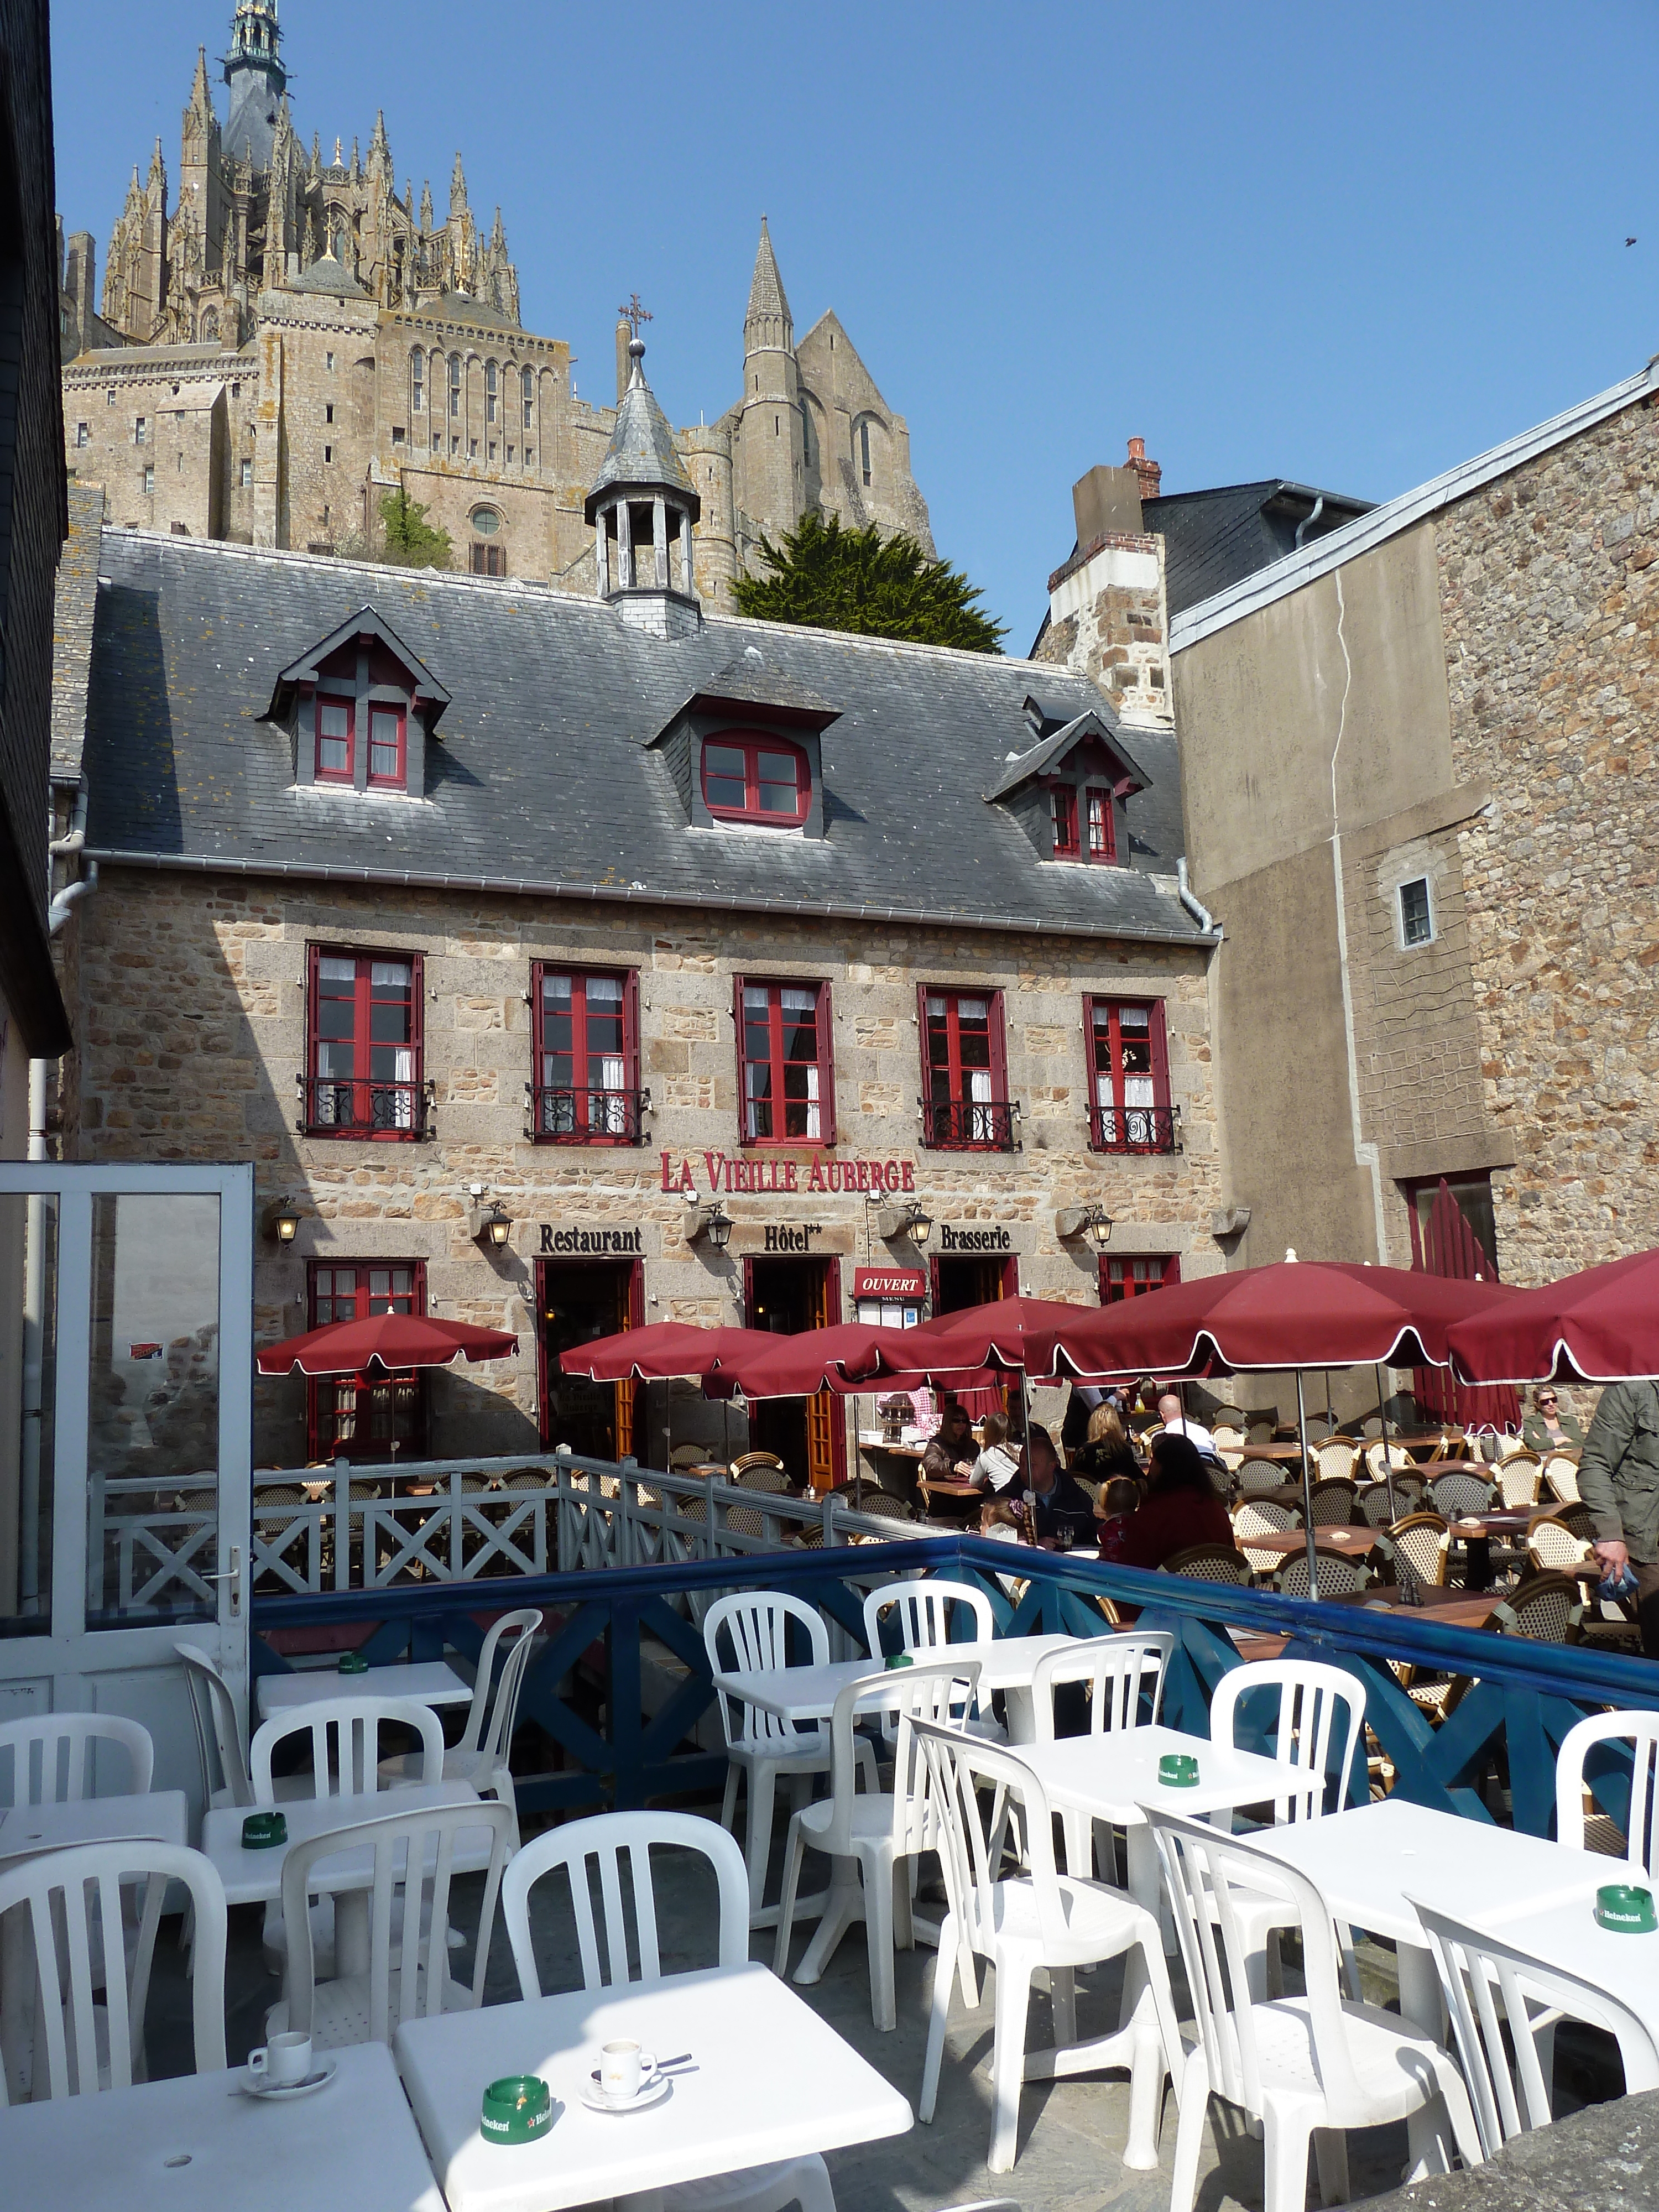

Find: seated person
[977,1494,1024,1545]
[1005,1423,1097,1547]
[969,1409,1021,1492]
[1112,1432,1235,1571]
[1157,1391,1217,1457]
[1072,1402,1142,1484]
[1522,1386,1585,1454]
[920,1397,977,1498]
[1093,1474,1144,1563]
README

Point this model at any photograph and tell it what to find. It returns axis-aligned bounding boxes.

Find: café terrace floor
[143,1809,1628,2212]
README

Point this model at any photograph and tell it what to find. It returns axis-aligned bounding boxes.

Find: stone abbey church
[59,1,932,603]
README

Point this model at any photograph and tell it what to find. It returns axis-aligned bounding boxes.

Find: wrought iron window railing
[299,1075,430,1138]
[919,1097,1019,1151]
[528,1086,649,1145]
[1089,1103,1178,1154]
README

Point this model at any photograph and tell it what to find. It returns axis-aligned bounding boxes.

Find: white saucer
[578,2072,670,2115]
[238,2060,338,2101]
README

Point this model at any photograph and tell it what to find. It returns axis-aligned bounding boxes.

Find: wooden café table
[1241,1527,1382,1569]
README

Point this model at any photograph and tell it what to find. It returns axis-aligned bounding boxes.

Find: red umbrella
[558,1322,774,1392]
[877,1296,1104,1380]
[717,1323,995,1400]
[1447,1248,1659,1384]
[257,1313,518,1378]
[1026,1262,1515,1381]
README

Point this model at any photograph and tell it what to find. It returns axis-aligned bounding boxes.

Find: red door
[1410,1179,1519,1430]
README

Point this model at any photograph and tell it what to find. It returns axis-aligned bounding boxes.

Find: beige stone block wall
[1437,396,1659,1281]
[67,869,1222,1463]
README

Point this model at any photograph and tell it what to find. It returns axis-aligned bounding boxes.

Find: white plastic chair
[379,1611,542,1837]
[1152,1811,1480,2212]
[1556,1709,1659,1871]
[0,1841,226,2102]
[862,1578,1003,1742]
[1409,1892,1659,2152]
[175,1642,257,1811]
[773,1657,981,2031]
[914,1720,1182,2175]
[271,1797,514,2052]
[252,1694,445,1979]
[1209,1660,1366,1998]
[503,1811,835,2212]
[1029,1634,1171,1879]
[0,1713,153,1806]
[703,1590,875,1923]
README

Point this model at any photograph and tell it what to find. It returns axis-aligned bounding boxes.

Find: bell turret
[585,328,702,638]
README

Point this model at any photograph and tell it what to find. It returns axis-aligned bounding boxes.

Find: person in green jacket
[1521,1386,1586,1455]
[1579,1381,1659,1655]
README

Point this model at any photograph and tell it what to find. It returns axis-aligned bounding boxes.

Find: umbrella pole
[1375,1363,1399,1523]
[1296,1370,1319,1603]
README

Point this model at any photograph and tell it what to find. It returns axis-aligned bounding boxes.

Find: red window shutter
[624,968,641,1093]
[732,973,747,1144]
[816,982,837,1146]
[915,982,931,1108]
[1161,1253,1181,1288]
[411,1258,428,1316]
[305,943,321,1081]
[409,952,426,1101]
[1149,999,1170,1109]
[988,989,1008,1098]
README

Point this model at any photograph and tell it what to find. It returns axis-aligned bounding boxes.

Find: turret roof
[745,216,791,330]
[583,339,698,522]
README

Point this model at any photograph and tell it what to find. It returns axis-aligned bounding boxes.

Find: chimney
[1126,436,1161,505]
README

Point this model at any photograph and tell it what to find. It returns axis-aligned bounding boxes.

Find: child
[969,1410,1020,1493]
[1094,1474,1143,1563]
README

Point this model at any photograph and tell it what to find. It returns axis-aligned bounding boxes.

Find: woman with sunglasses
[1522,1386,1585,1454]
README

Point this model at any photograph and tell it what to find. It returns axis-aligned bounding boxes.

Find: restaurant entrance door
[537,1258,643,1460]
[743,1255,844,1492]
[931,1253,1018,1418]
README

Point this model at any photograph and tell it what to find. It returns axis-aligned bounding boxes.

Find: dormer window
[270,606,450,802]
[1086,786,1115,863]
[701,733,810,827]
[1050,786,1079,860]
[987,699,1149,872]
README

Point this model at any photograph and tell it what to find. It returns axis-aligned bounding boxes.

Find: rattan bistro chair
[1430,1468,1496,1520]
[1238,1458,1288,1497]
[1490,1572,1585,1646]
[1526,1513,1596,1575]
[1387,1512,1451,1599]
[1306,1478,1359,1527]
[729,1451,790,1485]
[1276,1552,1368,1600]
[1163,1543,1250,1586]
[1313,1438,1360,1481]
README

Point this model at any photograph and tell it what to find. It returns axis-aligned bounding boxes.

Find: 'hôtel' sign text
[660,1151,916,1197]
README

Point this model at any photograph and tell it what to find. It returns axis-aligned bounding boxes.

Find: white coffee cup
[248,2031,312,2088]
[599,2039,645,2102]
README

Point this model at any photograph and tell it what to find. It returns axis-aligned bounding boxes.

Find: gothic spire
[368,109,391,175]
[491,206,506,251]
[744,215,792,355]
[420,179,434,231]
[147,137,167,192]
[186,46,213,122]
[448,152,469,218]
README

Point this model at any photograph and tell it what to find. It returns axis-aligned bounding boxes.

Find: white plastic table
[256,1660,472,1721]
[201,1781,486,1975]
[713,1631,1086,1746]
[1234,1796,1609,2176]
[395,1960,912,2212]
[0,2040,445,2212]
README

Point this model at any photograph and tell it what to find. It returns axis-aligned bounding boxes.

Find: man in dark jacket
[1008,1424,1097,1547]
[1579,1380,1659,1655]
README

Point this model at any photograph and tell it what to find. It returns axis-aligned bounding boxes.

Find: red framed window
[736,977,834,1144]
[305,1260,427,1462]
[1099,1253,1181,1303]
[1049,785,1079,859]
[366,703,406,789]
[1085,786,1116,863]
[315,696,353,782]
[532,965,643,1142]
[920,987,1014,1149]
[701,734,810,827]
[306,947,425,1138]
[1086,997,1173,1153]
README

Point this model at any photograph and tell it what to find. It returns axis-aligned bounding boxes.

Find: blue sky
[51,1,1659,649]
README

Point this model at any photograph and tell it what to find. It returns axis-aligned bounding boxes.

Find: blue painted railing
[252,1535,1659,1830]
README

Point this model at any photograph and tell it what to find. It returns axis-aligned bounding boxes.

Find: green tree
[378,488,453,571]
[732,513,1006,654]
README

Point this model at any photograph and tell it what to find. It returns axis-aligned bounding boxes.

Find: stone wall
[1436,392,1659,1281]
[66,868,1222,1463]
[1032,533,1173,731]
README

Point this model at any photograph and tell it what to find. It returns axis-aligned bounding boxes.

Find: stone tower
[222,0,286,170]
[734,218,804,556]
[586,335,702,639]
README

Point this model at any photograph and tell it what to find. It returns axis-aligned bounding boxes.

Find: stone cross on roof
[618,293,653,338]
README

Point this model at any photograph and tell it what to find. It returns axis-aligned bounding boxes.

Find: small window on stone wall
[1399,877,1433,947]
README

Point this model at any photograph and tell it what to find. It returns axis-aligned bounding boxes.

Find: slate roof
[81,531,1207,946]
[983,711,1154,803]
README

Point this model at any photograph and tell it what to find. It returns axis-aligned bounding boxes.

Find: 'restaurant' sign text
[661,1151,915,1197]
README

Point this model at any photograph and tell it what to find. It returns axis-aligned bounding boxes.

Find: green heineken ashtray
[337,1651,371,1676]
[481,2075,554,2145]
[1595,1883,1657,1933]
[241,1809,288,1850]
[1157,1752,1200,1788]
[885,1651,915,1671]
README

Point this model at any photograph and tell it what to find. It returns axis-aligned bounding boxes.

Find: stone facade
[62,870,1220,1469]
[61,13,932,607]
[1033,530,1173,732]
